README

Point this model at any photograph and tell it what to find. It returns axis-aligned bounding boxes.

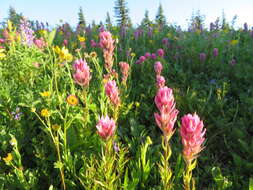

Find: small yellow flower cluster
[230,40,239,46]
[0,49,6,60]
[78,35,86,42]
[40,91,50,97]
[3,153,13,163]
[41,109,50,117]
[53,46,73,62]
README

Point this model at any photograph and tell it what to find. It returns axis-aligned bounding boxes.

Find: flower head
[119,62,130,85]
[41,109,50,117]
[40,91,50,97]
[154,86,179,137]
[73,59,91,87]
[157,48,165,58]
[105,80,120,106]
[180,113,206,162]
[199,53,206,62]
[66,95,78,106]
[96,116,116,140]
[156,75,165,89]
[99,31,115,71]
[3,153,13,163]
[145,52,151,59]
[213,48,218,57]
[154,61,163,76]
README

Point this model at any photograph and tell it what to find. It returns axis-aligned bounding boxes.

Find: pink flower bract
[180,113,206,162]
[96,116,116,140]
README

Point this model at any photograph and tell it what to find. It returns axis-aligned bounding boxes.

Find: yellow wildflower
[40,91,50,97]
[41,109,50,117]
[52,124,61,131]
[78,35,86,42]
[90,51,97,58]
[66,95,78,106]
[59,47,73,62]
[230,40,239,45]
[3,153,13,162]
[0,49,6,60]
[130,53,136,57]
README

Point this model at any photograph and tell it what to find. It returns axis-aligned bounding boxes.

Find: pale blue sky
[1,0,253,29]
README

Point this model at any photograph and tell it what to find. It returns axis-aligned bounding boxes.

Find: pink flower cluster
[153,61,165,88]
[34,37,47,49]
[105,80,120,106]
[73,59,91,87]
[99,31,115,72]
[135,48,165,64]
[154,61,163,76]
[0,38,5,49]
[96,116,116,140]
[119,62,130,85]
[180,113,206,162]
[154,87,179,137]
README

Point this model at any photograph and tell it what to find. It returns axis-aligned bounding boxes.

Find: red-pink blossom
[154,86,179,137]
[156,75,165,89]
[73,59,91,87]
[180,113,206,162]
[119,62,130,84]
[96,116,116,140]
[157,48,165,58]
[154,61,163,76]
[99,31,115,72]
[105,80,120,106]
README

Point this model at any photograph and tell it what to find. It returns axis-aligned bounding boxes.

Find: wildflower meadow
[0,2,253,190]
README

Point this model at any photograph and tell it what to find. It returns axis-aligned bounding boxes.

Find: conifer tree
[78,6,86,28]
[105,12,113,29]
[141,10,152,27]
[114,0,129,27]
[155,4,167,26]
[8,6,23,26]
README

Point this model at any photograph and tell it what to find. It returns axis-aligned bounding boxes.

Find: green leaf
[48,29,56,46]
[249,178,253,190]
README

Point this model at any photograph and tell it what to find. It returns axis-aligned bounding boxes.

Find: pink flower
[73,59,91,87]
[99,31,115,72]
[119,62,130,84]
[90,40,97,47]
[199,53,206,62]
[157,48,165,58]
[156,75,165,89]
[213,48,218,57]
[105,80,120,106]
[96,116,116,140]
[145,52,151,59]
[34,37,46,49]
[0,38,5,43]
[154,87,179,137]
[180,113,206,162]
[99,31,114,50]
[139,56,146,63]
[63,39,68,46]
[154,61,163,76]
[151,53,157,60]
